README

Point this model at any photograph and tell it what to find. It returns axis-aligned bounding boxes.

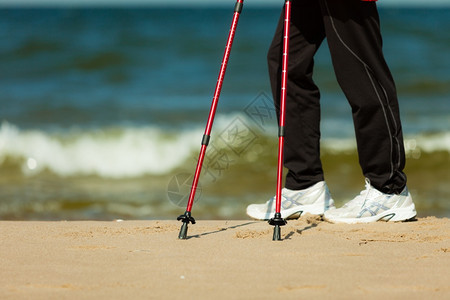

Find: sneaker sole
[246,203,331,221]
[324,204,417,224]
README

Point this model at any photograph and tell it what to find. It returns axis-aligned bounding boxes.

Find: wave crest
[0,122,202,178]
[0,119,448,178]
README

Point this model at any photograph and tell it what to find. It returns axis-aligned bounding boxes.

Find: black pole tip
[273,225,282,241]
[269,213,286,241]
[178,222,188,240]
[177,211,196,240]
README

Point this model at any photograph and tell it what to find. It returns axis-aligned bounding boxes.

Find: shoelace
[360,178,385,208]
[344,179,377,209]
[360,179,372,208]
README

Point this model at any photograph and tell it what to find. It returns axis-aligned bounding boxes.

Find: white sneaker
[324,179,417,224]
[246,181,335,220]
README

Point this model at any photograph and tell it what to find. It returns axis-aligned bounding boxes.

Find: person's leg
[246,0,335,221]
[320,0,416,223]
[319,0,407,194]
[267,0,327,190]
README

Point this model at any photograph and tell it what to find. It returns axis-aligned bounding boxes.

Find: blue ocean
[0,5,449,220]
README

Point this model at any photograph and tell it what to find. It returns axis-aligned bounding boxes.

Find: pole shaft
[185,0,244,213]
[275,0,291,214]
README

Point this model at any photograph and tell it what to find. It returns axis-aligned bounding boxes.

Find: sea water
[0,6,448,220]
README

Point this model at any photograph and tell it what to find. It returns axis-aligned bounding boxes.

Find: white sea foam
[0,122,202,178]
[0,120,448,178]
[321,132,450,155]
[406,132,450,153]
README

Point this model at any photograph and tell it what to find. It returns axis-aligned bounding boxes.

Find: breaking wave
[0,121,202,178]
[0,118,448,178]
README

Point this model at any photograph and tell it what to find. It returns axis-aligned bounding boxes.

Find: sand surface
[1,216,449,299]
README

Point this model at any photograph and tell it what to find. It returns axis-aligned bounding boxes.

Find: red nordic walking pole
[177,0,244,239]
[269,0,291,241]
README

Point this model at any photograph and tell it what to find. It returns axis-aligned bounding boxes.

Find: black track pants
[267,0,407,194]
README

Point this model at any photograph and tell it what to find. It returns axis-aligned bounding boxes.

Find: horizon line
[0,0,450,8]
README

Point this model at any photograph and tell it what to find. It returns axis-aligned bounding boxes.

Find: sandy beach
[0,216,449,299]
